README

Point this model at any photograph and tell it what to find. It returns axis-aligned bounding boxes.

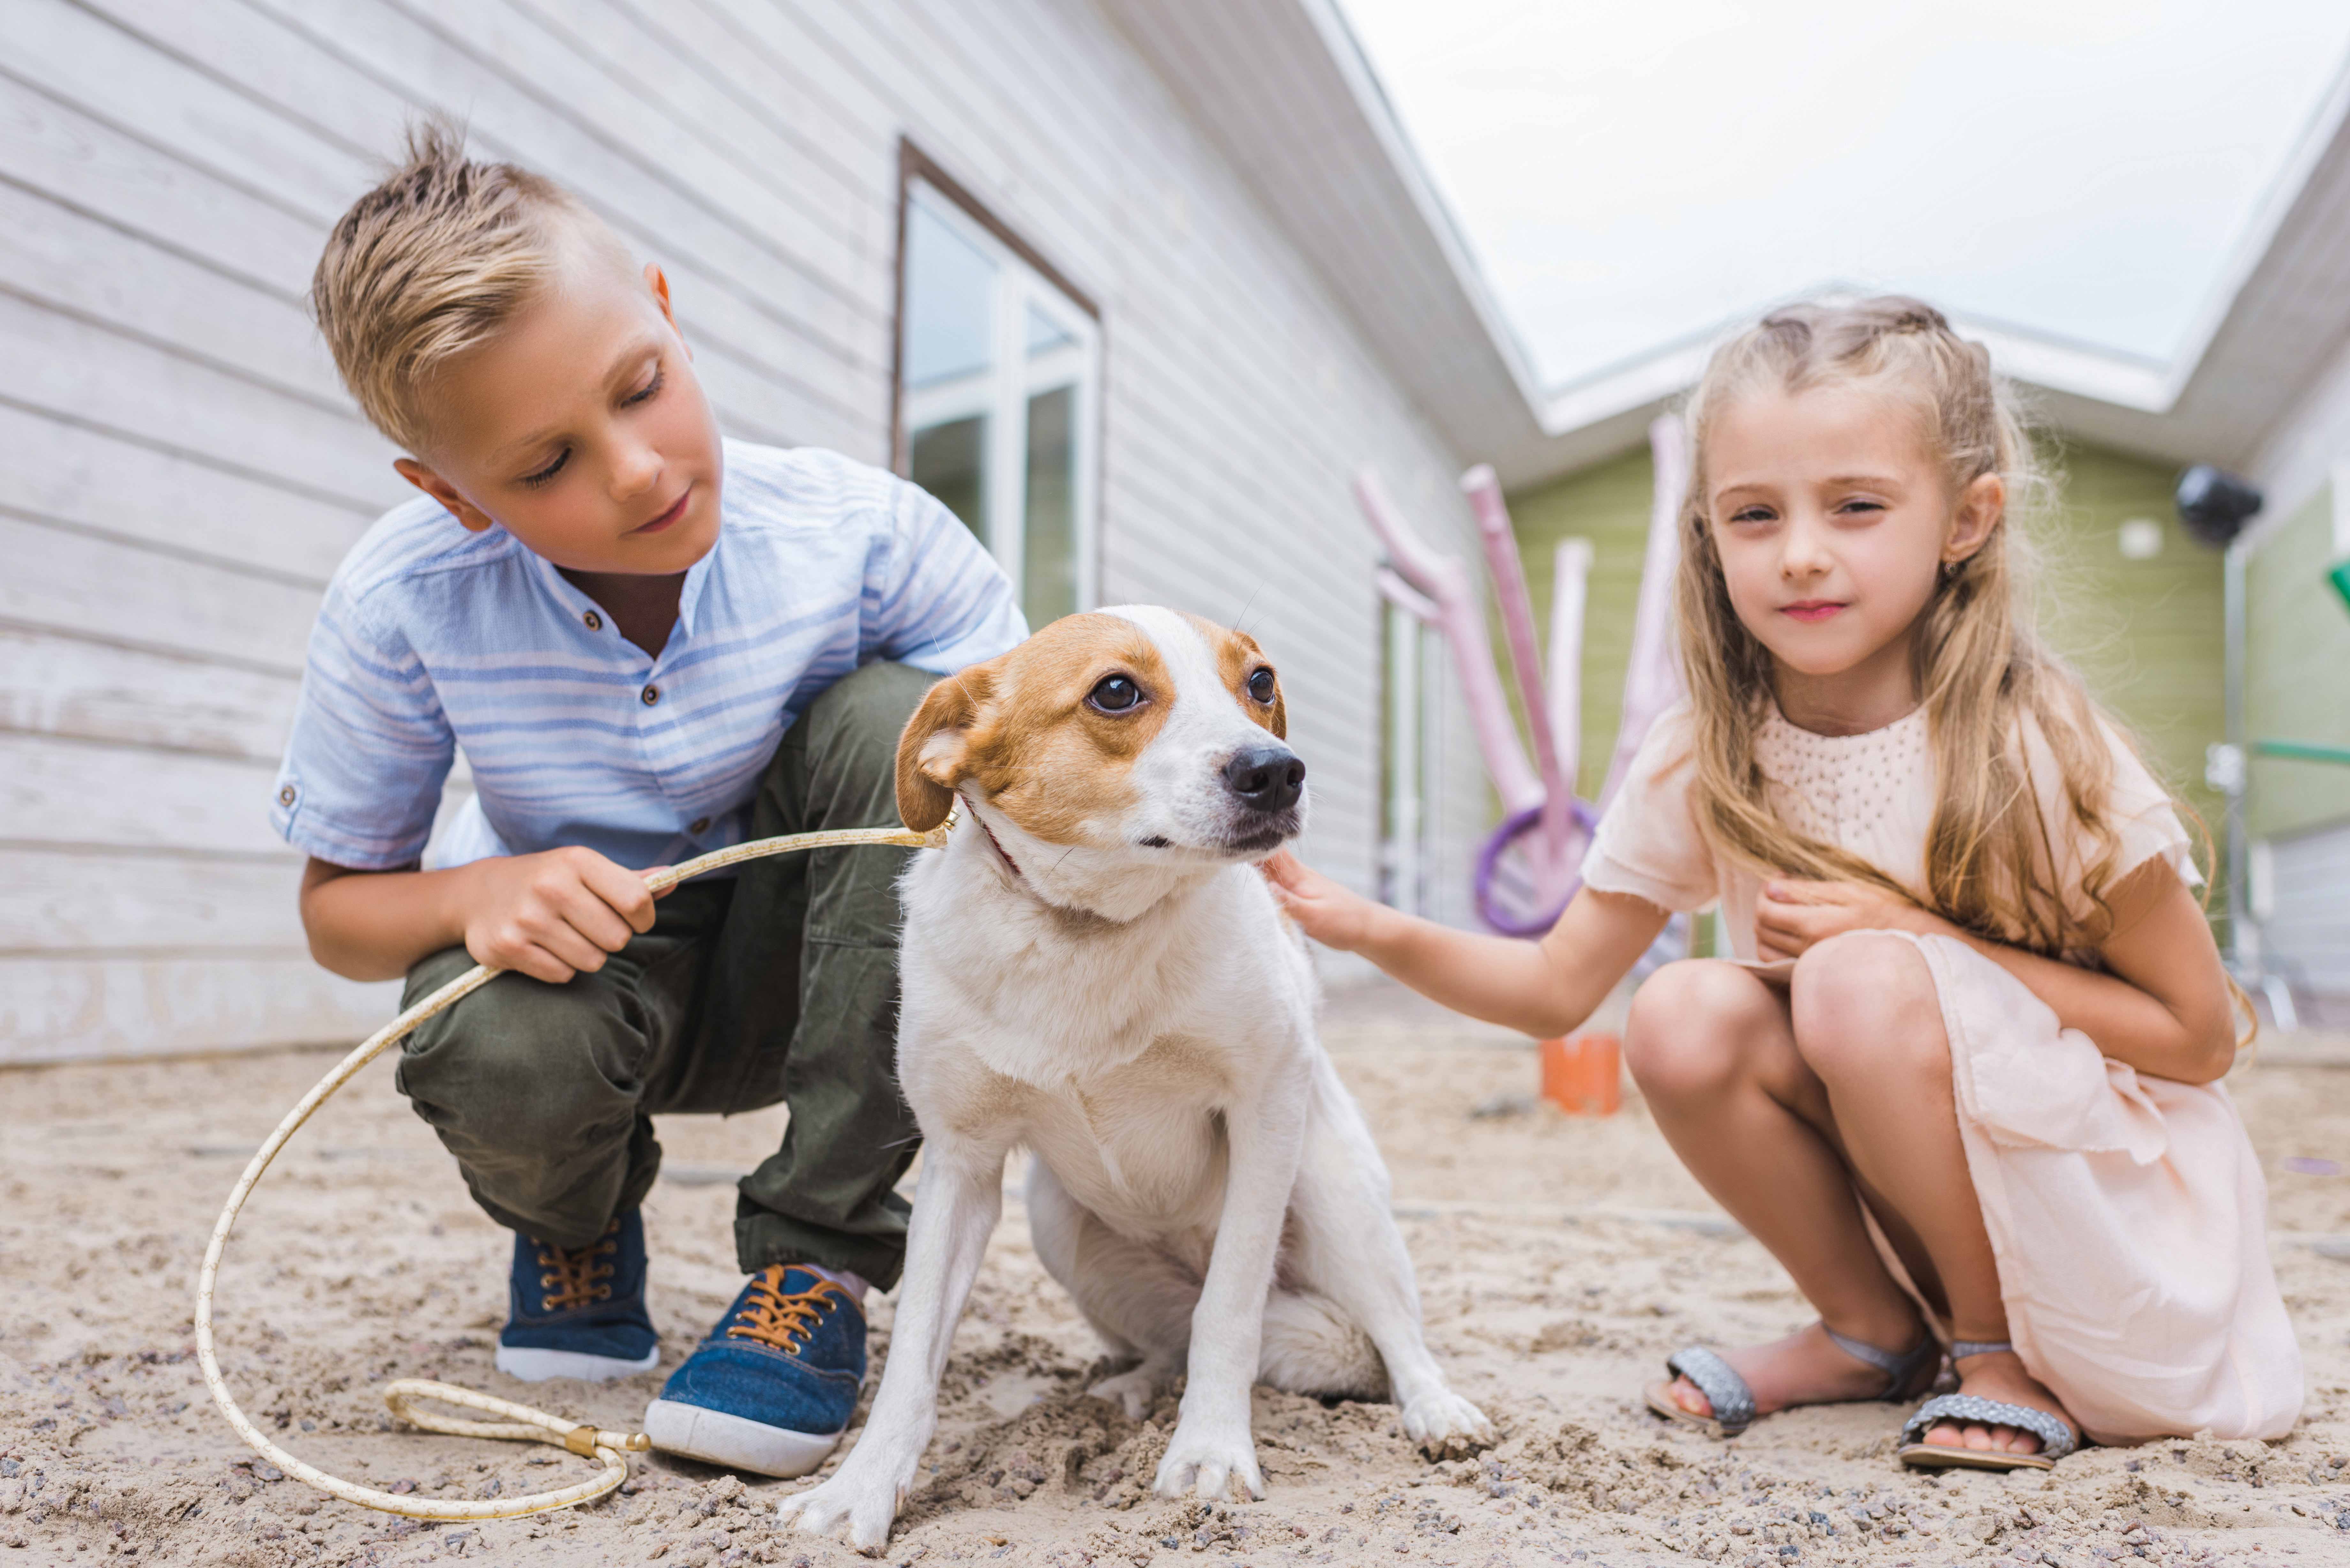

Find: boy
[276,124,1025,1477]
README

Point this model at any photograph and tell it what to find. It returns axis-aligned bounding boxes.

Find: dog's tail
[1257,1289,1388,1400]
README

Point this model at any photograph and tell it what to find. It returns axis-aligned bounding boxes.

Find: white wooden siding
[3,0,1484,1064]
[2264,820,2350,1021]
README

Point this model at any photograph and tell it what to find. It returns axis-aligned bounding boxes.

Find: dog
[778,606,1493,1553]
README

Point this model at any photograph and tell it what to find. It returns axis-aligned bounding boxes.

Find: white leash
[194,820,952,1521]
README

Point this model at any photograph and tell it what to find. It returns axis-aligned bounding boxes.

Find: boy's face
[393,248,724,577]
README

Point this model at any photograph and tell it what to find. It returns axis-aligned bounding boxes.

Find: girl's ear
[1945,472,2004,565]
[895,667,996,832]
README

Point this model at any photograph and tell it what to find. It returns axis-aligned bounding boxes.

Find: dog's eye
[1247,668,1277,705]
[1088,674,1141,713]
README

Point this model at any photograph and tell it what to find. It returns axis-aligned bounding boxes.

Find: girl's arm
[1757,860,2238,1084]
[1261,852,1667,1039]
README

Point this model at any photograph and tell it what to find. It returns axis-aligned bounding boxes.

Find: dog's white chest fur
[898,845,1308,1243]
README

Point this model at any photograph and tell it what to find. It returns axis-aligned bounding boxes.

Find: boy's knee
[1790,933,1941,1079]
[806,661,937,757]
[797,661,942,808]
[398,976,641,1145]
[1626,959,1769,1099]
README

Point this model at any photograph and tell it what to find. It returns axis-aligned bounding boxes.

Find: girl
[1267,298,2301,1468]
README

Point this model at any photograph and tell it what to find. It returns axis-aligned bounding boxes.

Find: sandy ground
[4,983,2349,1568]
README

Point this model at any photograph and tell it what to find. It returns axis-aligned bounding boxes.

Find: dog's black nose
[1222,744,1305,812]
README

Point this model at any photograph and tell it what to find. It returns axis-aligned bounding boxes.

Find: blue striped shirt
[271,442,1026,872]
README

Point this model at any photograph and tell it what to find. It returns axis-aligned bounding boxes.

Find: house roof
[1108,0,2350,490]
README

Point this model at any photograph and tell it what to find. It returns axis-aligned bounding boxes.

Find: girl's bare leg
[1626,960,1925,1418]
[1790,933,2078,1455]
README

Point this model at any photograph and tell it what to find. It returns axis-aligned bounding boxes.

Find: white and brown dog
[779,607,1492,1553]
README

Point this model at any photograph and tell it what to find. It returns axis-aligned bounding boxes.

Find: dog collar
[959,795,1026,885]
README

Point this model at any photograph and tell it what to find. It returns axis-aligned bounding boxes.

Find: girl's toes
[1962,1422,1998,1451]
[1924,1421,1965,1448]
[2004,1427,2041,1456]
[1672,1376,1714,1418]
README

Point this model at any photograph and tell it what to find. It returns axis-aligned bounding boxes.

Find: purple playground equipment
[1356,415,1690,937]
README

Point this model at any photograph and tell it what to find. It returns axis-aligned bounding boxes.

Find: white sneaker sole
[641,1398,842,1478]
[494,1343,661,1383]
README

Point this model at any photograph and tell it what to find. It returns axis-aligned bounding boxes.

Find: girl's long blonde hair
[1675,296,2154,957]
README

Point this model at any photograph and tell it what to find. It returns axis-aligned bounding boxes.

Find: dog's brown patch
[1186,613,1285,740]
[894,613,1175,845]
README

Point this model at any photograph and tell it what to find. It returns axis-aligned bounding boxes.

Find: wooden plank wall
[3,0,1482,1062]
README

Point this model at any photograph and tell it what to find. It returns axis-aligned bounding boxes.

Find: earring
[1940,559,1960,581]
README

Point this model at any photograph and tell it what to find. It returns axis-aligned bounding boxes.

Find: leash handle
[193,820,951,1520]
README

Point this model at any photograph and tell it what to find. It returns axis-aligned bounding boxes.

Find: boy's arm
[868,479,1029,672]
[300,848,664,984]
[1262,852,1667,1038]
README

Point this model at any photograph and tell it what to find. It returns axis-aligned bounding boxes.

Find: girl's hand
[1754,878,1938,961]
[1260,850,1381,952]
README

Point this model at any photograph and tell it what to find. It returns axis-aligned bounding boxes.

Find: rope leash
[194,819,952,1521]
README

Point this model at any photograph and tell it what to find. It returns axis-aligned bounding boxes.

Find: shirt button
[583,610,603,631]
[278,785,296,806]
[641,685,660,706]
[689,817,711,835]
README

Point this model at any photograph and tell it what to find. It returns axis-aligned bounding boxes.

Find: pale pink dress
[1581,700,2303,1444]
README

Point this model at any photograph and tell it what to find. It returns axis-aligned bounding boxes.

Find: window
[895,150,1101,626]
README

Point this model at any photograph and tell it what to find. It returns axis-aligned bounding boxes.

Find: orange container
[1540,1032,1622,1116]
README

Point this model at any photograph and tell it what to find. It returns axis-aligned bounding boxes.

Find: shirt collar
[519,526,721,655]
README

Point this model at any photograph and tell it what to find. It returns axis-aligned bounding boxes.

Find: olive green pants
[393,660,937,1289]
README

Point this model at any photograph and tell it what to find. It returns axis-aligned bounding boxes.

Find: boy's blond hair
[312,119,627,454]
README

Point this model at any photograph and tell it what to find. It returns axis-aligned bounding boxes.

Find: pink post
[1461,466,1573,882]
[1355,468,1542,816]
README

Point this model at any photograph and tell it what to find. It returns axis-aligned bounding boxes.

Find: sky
[1338,0,2350,392]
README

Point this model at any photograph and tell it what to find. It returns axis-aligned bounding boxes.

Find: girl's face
[1704,382,1999,696]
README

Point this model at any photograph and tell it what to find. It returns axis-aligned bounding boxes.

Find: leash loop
[194,819,952,1521]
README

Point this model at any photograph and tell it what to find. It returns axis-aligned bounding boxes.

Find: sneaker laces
[534,1218,620,1312]
[724,1266,846,1354]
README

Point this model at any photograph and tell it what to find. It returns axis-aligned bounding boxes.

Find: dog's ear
[895,667,993,833]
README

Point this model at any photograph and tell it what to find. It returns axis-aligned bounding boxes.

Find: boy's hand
[1260,850,1381,953]
[462,846,668,983]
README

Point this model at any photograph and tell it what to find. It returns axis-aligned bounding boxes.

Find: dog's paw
[776,1465,906,1557]
[1153,1420,1265,1502]
[1088,1363,1163,1421]
[1402,1387,1497,1458]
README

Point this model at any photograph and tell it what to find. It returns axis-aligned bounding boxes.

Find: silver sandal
[1896,1340,2080,1471]
[1644,1325,1938,1438]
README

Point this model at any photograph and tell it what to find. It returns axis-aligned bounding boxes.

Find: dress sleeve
[269,581,455,871]
[1579,701,1719,912]
[2088,720,2203,890]
[865,477,1030,672]
[2018,714,2204,929]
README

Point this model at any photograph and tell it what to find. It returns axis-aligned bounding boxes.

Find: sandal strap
[1822,1325,1938,1395]
[1899,1393,2079,1461]
[1664,1347,1756,1436]
[1948,1339,2014,1361]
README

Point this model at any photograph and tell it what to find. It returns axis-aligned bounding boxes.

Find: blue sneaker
[641,1265,866,1477]
[494,1211,659,1382]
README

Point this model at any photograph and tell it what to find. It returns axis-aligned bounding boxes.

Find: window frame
[891,140,1104,621]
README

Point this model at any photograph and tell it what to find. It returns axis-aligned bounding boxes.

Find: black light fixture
[2175,464,2263,547]
[2175,462,2294,1025]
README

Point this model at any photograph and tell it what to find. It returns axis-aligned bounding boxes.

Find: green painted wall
[2247,482,2350,840]
[1505,440,2226,849]
[1505,447,1661,801]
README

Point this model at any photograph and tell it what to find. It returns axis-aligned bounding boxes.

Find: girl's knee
[1791,933,1943,1080]
[1626,959,1774,1099]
